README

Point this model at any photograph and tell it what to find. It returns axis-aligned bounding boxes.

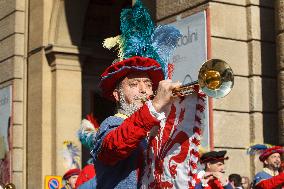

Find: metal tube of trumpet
[172,80,198,96]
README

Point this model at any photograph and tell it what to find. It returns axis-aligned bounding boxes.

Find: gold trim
[114,113,128,119]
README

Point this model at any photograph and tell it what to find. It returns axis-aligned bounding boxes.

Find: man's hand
[212,172,228,186]
[152,80,181,112]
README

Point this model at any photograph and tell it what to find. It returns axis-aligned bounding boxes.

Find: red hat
[259,146,284,162]
[63,168,80,180]
[100,56,164,101]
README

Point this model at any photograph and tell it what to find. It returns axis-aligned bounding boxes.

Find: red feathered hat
[63,168,80,180]
[259,146,284,162]
[99,56,164,101]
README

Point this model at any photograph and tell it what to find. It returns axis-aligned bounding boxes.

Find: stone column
[276,0,284,145]
[45,45,83,176]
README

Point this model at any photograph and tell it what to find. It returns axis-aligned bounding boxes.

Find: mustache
[133,94,148,101]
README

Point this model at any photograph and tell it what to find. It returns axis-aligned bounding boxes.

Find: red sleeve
[75,164,96,188]
[97,103,160,165]
[255,173,284,189]
[207,179,225,189]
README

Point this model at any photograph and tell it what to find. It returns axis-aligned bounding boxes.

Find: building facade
[0,0,283,188]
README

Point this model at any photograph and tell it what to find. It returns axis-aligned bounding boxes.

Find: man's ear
[264,159,268,166]
[206,162,211,169]
[113,89,120,102]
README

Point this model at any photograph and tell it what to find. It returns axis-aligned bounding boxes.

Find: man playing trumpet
[78,56,180,189]
[195,150,233,189]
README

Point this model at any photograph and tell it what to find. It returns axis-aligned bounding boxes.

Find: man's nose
[139,83,147,93]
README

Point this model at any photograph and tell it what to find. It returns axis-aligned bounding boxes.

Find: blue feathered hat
[100,0,181,101]
[247,144,284,162]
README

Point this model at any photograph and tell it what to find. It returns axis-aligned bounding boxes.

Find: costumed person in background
[195,150,233,189]
[228,174,242,189]
[75,113,98,188]
[248,145,284,189]
[61,141,81,189]
[241,176,251,189]
[62,168,80,189]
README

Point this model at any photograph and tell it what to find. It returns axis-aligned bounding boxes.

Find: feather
[120,0,155,59]
[247,144,272,155]
[103,36,121,49]
[77,114,100,149]
[152,25,182,78]
[85,113,100,130]
[102,0,181,79]
[102,36,124,61]
[120,0,154,39]
[62,141,80,169]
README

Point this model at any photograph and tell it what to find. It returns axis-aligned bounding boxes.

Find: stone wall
[0,0,27,188]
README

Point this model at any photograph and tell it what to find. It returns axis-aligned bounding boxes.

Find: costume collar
[263,167,279,176]
[114,113,128,119]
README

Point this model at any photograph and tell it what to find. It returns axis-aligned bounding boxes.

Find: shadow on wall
[63,0,136,166]
[258,2,278,144]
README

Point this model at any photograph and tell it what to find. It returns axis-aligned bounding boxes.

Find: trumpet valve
[172,84,199,96]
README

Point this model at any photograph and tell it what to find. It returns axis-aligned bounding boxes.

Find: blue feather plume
[152,25,182,78]
[77,119,97,149]
[120,0,155,59]
[247,144,272,155]
[62,141,80,169]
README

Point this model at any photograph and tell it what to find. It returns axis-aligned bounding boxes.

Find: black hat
[200,150,229,164]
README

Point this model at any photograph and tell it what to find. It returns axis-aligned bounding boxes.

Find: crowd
[60,146,284,189]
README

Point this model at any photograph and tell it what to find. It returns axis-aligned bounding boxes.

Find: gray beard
[116,90,146,117]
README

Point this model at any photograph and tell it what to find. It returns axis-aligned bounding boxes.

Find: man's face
[264,152,281,170]
[206,160,225,173]
[113,72,154,111]
[241,177,249,189]
[67,175,78,189]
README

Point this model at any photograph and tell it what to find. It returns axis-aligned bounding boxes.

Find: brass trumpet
[0,183,16,189]
[172,59,234,98]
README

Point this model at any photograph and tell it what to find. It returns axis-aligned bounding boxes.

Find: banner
[0,85,12,183]
[169,11,209,149]
[142,92,206,188]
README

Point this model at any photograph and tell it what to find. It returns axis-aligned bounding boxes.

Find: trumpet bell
[198,59,234,98]
[4,183,16,189]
